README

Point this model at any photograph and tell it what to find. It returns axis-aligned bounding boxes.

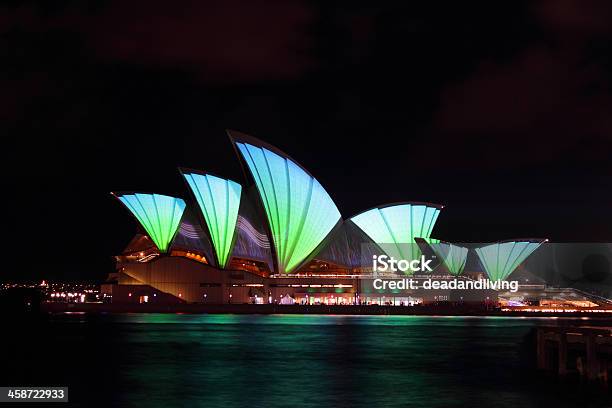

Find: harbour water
[3,314,610,407]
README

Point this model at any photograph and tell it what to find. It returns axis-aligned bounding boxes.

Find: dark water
[3,314,610,407]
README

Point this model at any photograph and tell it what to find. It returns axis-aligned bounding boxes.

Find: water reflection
[3,314,609,407]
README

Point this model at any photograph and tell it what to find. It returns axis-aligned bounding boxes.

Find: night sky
[4,0,612,281]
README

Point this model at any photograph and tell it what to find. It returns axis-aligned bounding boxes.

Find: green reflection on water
[105,314,601,408]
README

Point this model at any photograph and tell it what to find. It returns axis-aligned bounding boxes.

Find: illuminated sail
[183,172,242,268]
[475,240,545,281]
[350,203,442,273]
[230,131,342,274]
[114,193,186,253]
[431,242,468,276]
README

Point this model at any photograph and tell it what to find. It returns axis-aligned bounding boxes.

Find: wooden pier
[537,326,612,385]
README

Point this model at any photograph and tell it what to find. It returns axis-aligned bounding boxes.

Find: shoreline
[41,302,612,318]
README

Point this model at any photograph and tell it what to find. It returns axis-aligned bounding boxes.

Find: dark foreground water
[2,314,610,407]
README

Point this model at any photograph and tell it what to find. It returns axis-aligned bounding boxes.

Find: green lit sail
[431,242,468,276]
[116,193,186,253]
[183,172,242,268]
[233,137,342,274]
[350,203,442,274]
[475,240,544,281]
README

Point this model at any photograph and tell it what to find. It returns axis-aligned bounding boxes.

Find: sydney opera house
[102,130,606,309]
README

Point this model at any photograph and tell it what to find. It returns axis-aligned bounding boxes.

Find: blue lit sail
[350,203,442,271]
[183,172,242,268]
[475,240,545,281]
[430,242,469,276]
[115,193,186,253]
[230,131,342,274]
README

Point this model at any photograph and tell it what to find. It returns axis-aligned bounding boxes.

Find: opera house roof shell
[113,131,545,279]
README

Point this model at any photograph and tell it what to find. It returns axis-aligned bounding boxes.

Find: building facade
[104,130,552,306]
